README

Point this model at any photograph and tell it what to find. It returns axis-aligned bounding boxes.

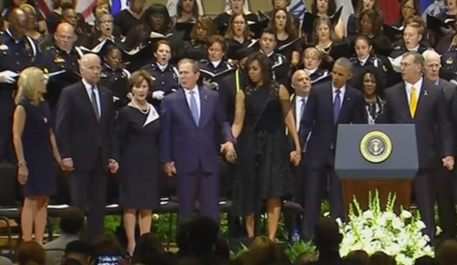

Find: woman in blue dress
[12,67,61,243]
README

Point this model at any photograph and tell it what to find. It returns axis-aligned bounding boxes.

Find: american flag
[36,0,97,20]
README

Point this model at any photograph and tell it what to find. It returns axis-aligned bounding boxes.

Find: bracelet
[18,161,26,166]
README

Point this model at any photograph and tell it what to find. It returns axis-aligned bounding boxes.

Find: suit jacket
[160,86,233,174]
[299,82,366,168]
[55,81,118,172]
[380,79,453,168]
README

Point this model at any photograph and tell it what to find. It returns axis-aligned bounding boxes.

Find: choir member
[45,0,87,35]
[13,67,61,244]
[117,70,160,255]
[200,35,234,76]
[89,0,122,40]
[231,52,301,241]
[60,3,89,47]
[181,16,215,61]
[265,0,300,28]
[357,66,385,124]
[435,15,457,54]
[213,0,258,34]
[258,28,289,86]
[19,4,45,43]
[435,0,457,30]
[224,14,258,60]
[299,47,330,84]
[269,8,301,67]
[2,0,46,33]
[390,19,430,58]
[89,14,122,48]
[310,0,345,40]
[173,0,199,23]
[113,0,146,37]
[347,0,383,37]
[393,0,420,28]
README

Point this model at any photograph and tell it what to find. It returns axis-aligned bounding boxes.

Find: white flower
[416,220,426,230]
[401,210,412,219]
[363,210,373,219]
[152,214,159,220]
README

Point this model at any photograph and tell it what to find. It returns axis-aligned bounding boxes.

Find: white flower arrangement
[337,191,435,265]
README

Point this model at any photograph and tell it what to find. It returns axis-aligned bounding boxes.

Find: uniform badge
[383,65,388,72]
[0,44,8,50]
[446,57,453,65]
[54,57,65,63]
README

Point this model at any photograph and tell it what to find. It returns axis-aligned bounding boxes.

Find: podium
[335,124,419,217]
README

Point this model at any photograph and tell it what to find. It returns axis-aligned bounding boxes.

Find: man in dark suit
[55,53,119,242]
[380,51,454,240]
[421,50,457,241]
[299,58,366,240]
[161,58,235,222]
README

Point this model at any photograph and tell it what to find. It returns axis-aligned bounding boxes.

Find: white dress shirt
[157,63,168,72]
[358,56,368,66]
[184,85,201,118]
[295,95,308,132]
[405,78,423,105]
[82,78,101,117]
[332,85,346,104]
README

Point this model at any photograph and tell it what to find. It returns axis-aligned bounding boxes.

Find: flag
[37,0,96,20]
[421,0,445,21]
[288,0,305,21]
[224,0,250,12]
[334,0,353,33]
[167,0,205,17]
[379,0,399,24]
[111,0,130,15]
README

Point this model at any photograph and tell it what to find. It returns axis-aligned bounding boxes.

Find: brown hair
[345,250,369,265]
[177,0,199,20]
[190,16,215,44]
[294,251,317,265]
[16,241,45,265]
[153,40,171,53]
[269,8,298,38]
[313,16,336,43]
[245,236,279,265]
[207,35,227,52]
[129,70,154,90]
[399,0,420,20]
[436,240,457,265]
[224,14,252,40]
[358,9,383,36]
[404,16,425,35]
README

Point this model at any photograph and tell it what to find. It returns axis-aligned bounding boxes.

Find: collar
[332,84,346,93]
[407,45,420,52]
[305,68,317,75]
[55,45,74,55]
[358,55,369,65]
[156,63,168,71]
[184,85,199,93]
[6,28,25,43]
[82,78,97,91]
[210,60,221,68]
[261,50,274,57]
[405,77,423,92]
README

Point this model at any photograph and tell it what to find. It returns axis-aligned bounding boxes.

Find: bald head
[10,8,27,35]
[54,22,76,52]
[80,54,101,85]
[291,70,311,96]
[423,50,441,82]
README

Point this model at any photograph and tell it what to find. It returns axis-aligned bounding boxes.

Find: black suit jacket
[299,82,366,168]
[380,79,453,168]
[55,81,118,172]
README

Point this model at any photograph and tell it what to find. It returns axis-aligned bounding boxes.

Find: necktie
[299,98,306,122]
[410,86,417,118]
[90,87,100,120]
[333,89,341,123]
[189,91,199,125]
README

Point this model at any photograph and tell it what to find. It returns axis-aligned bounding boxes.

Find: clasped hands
[221,141,236,163]
[290,150,301,166]
[60,158,119,174]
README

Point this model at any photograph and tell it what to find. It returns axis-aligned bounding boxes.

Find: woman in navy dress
[117,70,160,255]
[12,67,61,243]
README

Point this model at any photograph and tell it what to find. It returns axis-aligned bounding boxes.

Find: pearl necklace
[132,99,150,114]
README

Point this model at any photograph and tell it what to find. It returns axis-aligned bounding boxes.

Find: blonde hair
[15,67,45,106]
[19,3,36,15]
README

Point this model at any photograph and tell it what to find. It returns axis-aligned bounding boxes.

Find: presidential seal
[360,131,392,163]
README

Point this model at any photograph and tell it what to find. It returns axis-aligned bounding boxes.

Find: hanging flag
[334,0,354,33]
[111,0,130,15]
[224,0,250,12]
[288,0,305,20]
[421,0,446,21]
[167,0,205,17]
[379,0,399,24]
[37,0,96,20]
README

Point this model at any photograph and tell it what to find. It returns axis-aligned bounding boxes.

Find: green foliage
[285,241,316,263]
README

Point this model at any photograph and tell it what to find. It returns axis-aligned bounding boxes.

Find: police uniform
[0,29,39,163]
[266,52,289,86]
[306,68,330,85]
[441,50,457,81]
[99,64,131,112]
[199,60,233,76]
[141,63,179,95]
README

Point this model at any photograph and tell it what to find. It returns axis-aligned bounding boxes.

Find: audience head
[54,22,76,52]
[313,217,342,251]
[146,4,171,33]
[16,241,45,265]
[345,250,369,265]
[103,45,123,70]
[291,70,311,96]
[403,21,423,50]
[129,0,145,14]
[10,8,27,35]
[178,58,200,89]
[302,47,322,70]
[246,236,279,265]
[177,0,199,18]
[368,251,396,265]
[131,233,165,264]
[400,51,424,83]
[294,251,317,265]
[96,13,114,37]
[244,52,273,87]
[422,50,441,82]
[129,70,154,103]
[414,256,437,265]
[214,237,230,260]
[225,14,251,40]
[153,40,172,66]
[64,240,93,265]
[435,239,457,265]
[93,0,111,18]
[80,53,102,86]
[60,207,85,235]
[186,216,219,253]
[207,35,226,62]
[354,35,373,60]
[92,234,125,257]
[259,28,277,55]
[16,67,46,105]
[271,0,291,9]
[331,58,353,89]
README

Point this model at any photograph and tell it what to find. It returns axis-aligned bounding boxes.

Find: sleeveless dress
[231,82,293,216]
[117,105,161,209]
[19,99,57,196]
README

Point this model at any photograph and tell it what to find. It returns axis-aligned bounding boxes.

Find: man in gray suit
[423,50,457,241]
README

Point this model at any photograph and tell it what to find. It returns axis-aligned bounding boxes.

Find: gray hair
[96,13,113,26]
[178,58,200,73]
[402,51,425,68]
[334,57,353,73]
[422,50,441,64]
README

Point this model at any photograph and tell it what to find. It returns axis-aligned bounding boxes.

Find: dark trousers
[302,166,344,240]
[0,94,15,163]
[69,152,107,242]
[435,167,457,240]
[284,156,307,238]
[177,165,219,222]
[413,169,436,240]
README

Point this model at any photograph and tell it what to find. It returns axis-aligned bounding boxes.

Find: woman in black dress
[117,70,160,255]
[12,67,61,243]
[231,52,301,241]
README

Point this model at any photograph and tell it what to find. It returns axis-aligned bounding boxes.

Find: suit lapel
[180,89,197,127]
[397,83,414,122]
[415,80,429,119]
[338,89,352,123]
[78,82,99,122]
[199,87,209,126]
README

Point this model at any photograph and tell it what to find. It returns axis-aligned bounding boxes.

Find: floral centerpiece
[337,191,434,265]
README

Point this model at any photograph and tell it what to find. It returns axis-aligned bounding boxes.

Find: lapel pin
[204,95,208,101]
[424,90,429,97]
[43,118,47,123]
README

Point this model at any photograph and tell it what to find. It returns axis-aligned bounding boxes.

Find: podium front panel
[335,124,418,180]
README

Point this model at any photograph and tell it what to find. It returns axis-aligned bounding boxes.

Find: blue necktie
[333,89,341,123]
[90,87,100,121]
[189,91,199,125]
[299,98,306,122]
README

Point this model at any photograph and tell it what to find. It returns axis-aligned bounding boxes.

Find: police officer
[40,22,81,110]
[199,35,233,76]
[258,28,289,86]
[0,8,40,163]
